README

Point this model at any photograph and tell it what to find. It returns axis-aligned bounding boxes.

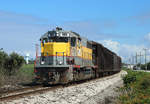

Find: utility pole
[129,58,131,69]
[143,48,148,70]
[140,52,141,65]
[136,52,142,70]
[136,52,137,65]
[132,55,134,65]
[140,52,142,69]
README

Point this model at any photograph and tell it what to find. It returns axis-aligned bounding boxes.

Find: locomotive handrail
[56,52,65,65]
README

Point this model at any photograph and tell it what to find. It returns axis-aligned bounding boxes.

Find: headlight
[58,61,63,65]
[41,61,45,64]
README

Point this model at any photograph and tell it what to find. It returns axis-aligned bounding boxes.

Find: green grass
[20,64,34,75]
[118,68,150,104]
[0,64,35,88]
[17,64,35,82]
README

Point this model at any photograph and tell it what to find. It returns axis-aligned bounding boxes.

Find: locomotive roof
[39,27,119,57]
[40,27,82,40]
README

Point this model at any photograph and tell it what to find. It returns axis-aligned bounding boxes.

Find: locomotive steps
[1,70,127,104]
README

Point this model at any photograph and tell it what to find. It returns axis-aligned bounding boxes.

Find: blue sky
[0,0,150,63]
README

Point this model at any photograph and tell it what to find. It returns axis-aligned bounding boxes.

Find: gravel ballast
[2,70,127,104]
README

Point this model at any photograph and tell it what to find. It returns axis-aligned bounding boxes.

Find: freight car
[34,27,121,84]
[92,41,121,77]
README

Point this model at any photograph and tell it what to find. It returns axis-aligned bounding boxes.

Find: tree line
[0,50,25,75]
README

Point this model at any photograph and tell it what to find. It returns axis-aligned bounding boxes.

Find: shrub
[118,69,150,104]
[147,62,150,70]
[28,59,35,64]
[4,52,25,75]
[139,76,150,90]
[123,72,136,86]
[0,51,8,72]
[141,64,146,70]
[0,69,5,86]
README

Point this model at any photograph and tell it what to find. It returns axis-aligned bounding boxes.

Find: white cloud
[100,40,120,54]
[99,39,146,63]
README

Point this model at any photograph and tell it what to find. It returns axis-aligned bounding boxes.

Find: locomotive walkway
[1,70,127,104]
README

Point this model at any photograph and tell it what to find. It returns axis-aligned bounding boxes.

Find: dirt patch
[0,73,34,94]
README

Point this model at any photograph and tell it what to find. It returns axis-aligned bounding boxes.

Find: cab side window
[78,39,81,48]
[71,37,76,47]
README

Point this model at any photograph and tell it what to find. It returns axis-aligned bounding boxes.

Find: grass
[117,68,150,104]
[0,69,5,86]
[0,64,35,93]
[0,64,35,87]
[19,64,34,77]
[17,64,35,82]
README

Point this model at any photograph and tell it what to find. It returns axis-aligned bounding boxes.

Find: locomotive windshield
[42,37,69,43]
[52,37,68,42]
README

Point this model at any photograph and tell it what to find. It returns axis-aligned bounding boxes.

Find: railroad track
[0,84,62,102]
[0,71,121,102]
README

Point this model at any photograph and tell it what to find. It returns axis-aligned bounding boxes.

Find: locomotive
[34,27,121,84]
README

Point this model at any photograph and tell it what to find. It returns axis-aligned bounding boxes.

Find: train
[34,27,121,84]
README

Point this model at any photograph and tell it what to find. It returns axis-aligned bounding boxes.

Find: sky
[0,0,150,63]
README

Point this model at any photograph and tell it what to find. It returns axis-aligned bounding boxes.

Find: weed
[0,64,34,92]
[118,68,150,104]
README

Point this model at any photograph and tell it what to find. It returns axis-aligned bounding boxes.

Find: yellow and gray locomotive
[34,27,121,84]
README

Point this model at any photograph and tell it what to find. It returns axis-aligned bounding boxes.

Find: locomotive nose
[40,42,70,66]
